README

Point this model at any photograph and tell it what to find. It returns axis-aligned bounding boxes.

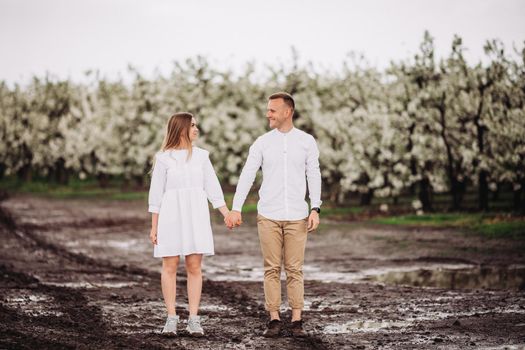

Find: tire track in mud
[0,264,188,349]
[1,204,186,349]
[0,202,329,349]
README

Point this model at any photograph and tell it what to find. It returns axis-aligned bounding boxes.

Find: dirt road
[1,195,524,349]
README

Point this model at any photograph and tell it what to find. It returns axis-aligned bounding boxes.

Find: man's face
[266,98,292,129]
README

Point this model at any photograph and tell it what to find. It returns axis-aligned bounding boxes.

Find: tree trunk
[478,170,489,211]
[133,175,144,189]
[473,85,488,211]
[491,182,500,201]
[521,178,525,214]
[55,159,69,185]
[513,182,521,212]
[437,99,459,211]
[407,123,417,196]
[97,174,109,188]
[419,176,433,212]
[17,165,32,182]
[360,189,374,206]
[457,180,467,210]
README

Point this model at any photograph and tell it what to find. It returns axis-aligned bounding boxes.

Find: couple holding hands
[148,92,322,338]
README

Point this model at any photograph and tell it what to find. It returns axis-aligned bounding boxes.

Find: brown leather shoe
[290,320,307,338]
[263,319,282,338]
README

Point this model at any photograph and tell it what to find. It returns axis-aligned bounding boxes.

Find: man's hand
[149,228,157,245]
[307,211,320,232]
[225,210,243,229]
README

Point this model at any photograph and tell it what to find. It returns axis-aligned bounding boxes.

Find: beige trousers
[257,214,308,312]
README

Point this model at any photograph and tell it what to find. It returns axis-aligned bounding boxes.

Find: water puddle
[42,281,140,289]
[322,303,525,334]
[206,259,525,291]
[324,320,410,333]
[367,265,525,290]
[206,262,476,284]
[66,238,143,251]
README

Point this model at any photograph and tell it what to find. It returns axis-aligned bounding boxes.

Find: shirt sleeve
[148,154,167,213]
[203,152,226,209]
[232,139,263,212]
[306,136,322,209]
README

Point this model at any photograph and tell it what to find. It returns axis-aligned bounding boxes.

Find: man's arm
[232,140,263,211]
[306,136,322,231]
[226,140,263,228]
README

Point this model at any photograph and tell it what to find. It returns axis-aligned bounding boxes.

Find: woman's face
[189,117,199,142]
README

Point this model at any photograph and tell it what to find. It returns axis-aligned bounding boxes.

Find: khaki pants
[257,214,308,312]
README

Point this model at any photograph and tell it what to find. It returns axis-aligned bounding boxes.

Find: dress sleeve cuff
[148,205,160,213]
[211,200,226,209]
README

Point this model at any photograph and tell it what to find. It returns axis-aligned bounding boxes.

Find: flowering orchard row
[1,33,523,211]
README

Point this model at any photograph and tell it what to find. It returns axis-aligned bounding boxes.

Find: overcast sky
[1,0,524,83]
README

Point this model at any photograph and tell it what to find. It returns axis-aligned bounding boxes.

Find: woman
[148,112,229,336]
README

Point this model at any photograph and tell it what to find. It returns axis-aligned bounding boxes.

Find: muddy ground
[0,194,524,349]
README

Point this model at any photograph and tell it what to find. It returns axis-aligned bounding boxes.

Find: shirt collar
[275,126,295,136]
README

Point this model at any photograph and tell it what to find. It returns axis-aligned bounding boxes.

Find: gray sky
[1,0,524,83]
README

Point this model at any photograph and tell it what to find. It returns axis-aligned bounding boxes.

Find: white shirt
[232,127,322,221]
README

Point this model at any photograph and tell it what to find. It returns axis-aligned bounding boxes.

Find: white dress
[148,147,225,258]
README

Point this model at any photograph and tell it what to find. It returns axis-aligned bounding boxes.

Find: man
[225,92,322,338]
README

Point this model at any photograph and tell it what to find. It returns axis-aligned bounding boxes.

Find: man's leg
[257,214,284,317]
[283,219,308,321]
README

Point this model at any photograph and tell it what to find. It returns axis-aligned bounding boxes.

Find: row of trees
[1,32,524,212]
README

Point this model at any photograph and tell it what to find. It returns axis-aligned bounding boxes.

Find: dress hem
[153,251,214,258]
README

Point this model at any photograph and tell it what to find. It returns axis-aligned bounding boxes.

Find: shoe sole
[186,328,204,337]
[292,333,308,338]
[262,332,281,338]
[161,331,177,337]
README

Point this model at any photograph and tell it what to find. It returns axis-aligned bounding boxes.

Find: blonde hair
[161,112,194,159]
[151,112,194,172]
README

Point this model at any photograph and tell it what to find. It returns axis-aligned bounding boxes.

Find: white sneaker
[162,315,179,336]
[186,315,204,337]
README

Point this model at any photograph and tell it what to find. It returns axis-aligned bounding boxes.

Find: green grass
[0,177,147,201]
[373,213,482,226]
[372,213,525,239]
[2,178,522,238]
[472,221,525,239]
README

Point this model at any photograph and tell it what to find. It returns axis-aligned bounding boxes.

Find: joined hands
[224,210,242,230]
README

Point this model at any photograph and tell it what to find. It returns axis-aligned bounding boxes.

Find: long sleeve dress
[148,147,226,258]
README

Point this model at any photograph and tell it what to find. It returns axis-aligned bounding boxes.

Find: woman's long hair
[161,112,194,159]
[151,112,194,172]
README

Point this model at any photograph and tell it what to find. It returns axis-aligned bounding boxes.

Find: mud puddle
[206,261,479,285]
[367,265,525,290]
[323,320,411,334]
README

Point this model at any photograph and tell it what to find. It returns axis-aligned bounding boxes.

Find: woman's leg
[161,256,180,315]
[185,254,203,316]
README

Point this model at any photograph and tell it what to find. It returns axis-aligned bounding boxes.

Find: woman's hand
[149,228,158,245]
[150,213,159,245]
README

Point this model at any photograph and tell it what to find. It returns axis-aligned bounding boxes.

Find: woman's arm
[203,152,227,209]
[216,205,229,218]
[148,154,167,245]
[150,213,159,244]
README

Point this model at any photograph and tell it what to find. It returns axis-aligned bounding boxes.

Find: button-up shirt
[232,127,322,221]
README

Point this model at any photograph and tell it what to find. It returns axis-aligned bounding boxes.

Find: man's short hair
[268,92,295,111]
